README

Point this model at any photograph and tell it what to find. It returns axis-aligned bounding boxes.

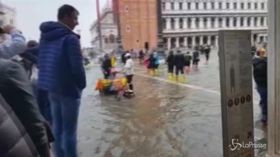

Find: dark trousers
[175,66,184,75]
[37,89,52,125]
[257,86,267,123]
[126,75,134,90]
[168,65,174,73]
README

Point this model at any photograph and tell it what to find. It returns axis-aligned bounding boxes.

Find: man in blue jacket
[38,4,86,157]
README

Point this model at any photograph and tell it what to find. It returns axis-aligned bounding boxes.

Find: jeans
[257,86,267,123]
[37,89,52,124]
[49,93,80,157]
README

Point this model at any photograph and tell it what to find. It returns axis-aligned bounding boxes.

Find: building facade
[0,2,16,26]
[118,0,158,51]
[161,0,268,49]
[90,7,118,52]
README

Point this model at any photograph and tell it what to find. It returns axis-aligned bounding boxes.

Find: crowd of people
[0,4,86,157]
[0,2,269,157]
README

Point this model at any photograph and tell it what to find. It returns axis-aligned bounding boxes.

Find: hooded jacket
[38,22,86,98]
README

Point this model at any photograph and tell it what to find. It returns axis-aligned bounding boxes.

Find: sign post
[219,30,254,157]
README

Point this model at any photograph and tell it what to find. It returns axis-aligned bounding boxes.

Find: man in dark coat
[166,50,175,80]
[174,50,186,82]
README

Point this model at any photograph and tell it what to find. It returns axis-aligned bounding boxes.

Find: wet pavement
[77,50,267,157]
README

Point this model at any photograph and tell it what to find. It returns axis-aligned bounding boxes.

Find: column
[174,2,179,10]
[192,36,196,47]
[183,2,187,10]
[166,2,171,10]
[244,16,248,27]
[200,36,203,45]
[183,18,187,29]
[191,17,196,29]
[236,16,241,27]
[176,37,180,47]
[175,18,179,29]
[184,37,188,47]
[207,36,211,45]
[230,1,233,10]
[166,18,171,30]
[257,16,262,27]
[167,38,171,50]
[267,0,280,156]
[215,35,218,47]
[229,17,234,28]
[199,17,204,29]
[223,17,227,28]
[215,17,219,28]
[251,34,255,46]
[207,17,211,29]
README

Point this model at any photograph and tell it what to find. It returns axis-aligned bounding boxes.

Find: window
[188,3,191,9]
[162,2,166,10]
[211,2,215,9]
[124,5,129,13]
[196,3,199,9]
[171,2,174,10]
[203,18,207,28]
[104,38,109,44]
[248,17,251,27]
[261,3,265,9]
[240,17,244,26]
[226,17,230,27]
[187,18,191,28]
[204,2,207,9]
[255,2,258,9]
[254,17,258,26]
[233,17,237,27]
[195,18,199,28]
[179,18,183,29]
[163,19,166,29]
[171,18,175,29]
[179,2,183,10]
[226,3,230,9]
[261,17,264,26]
[219,2,222,9]
[241,3,244,9]
[233,2,237,9]
[109,34,115,43]
[248,3,251,9]
[211,17,215,28]
[219,18,223,27]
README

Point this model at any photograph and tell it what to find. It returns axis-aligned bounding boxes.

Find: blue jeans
[257,86,267,123]
[49,93,80,157]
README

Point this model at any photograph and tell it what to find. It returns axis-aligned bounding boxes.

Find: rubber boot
[168,73,173,80]
[179,75,186,83]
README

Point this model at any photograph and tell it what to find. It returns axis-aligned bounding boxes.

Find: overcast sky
[4,0,107,47]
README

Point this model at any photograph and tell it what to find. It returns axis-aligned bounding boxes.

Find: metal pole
[157,0,164,53]
[113,0,122,49]
[96,0,103,49]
